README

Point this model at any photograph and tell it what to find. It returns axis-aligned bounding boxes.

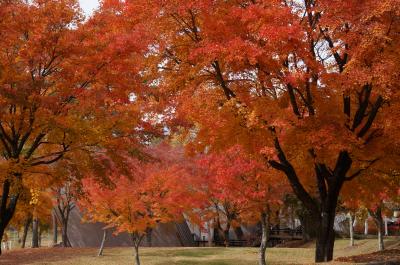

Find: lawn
[0,238,399,265]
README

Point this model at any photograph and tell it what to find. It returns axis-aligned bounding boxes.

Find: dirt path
[336,249,400,264]
[0,247,94,265]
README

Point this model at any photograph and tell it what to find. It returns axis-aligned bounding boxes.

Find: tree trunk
[131,233,144,265]
[234,226,244,240]
[223,223,230,247]
[377,221,384,251]
[384,217,388,236]
[61,220,71,247]
[364,218,369,235]
[52,210,58,245]
[259,211,269,265]
[21,215,32,248]
[368,206,385,251]
[0,226,4,255]
[0,179,20,255]
[31,217,39,248]
[298,210,318,241]
[98,229,107,256]
[134,244,140,265]
[270,148,352,263]
[348,213,354,247]
[315,208,336,263]
[38,225,42,247]
[207,221,213,247]
[60,208,72,248]
[213,227,223,245]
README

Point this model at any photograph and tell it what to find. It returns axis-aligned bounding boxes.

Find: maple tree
[113,0,400,262]
[0,0,153,250]
[194,145,288,265]
[80,146,193,265]
[52,182,75,247]
[341,171,400,251]
[9,186,52,248]
[194,150,247,248]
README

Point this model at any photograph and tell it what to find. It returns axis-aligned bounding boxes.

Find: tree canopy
[0,0,399,264]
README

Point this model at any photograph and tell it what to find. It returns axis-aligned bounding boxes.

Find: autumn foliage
[0,0,399,264]
[79,146,194,265]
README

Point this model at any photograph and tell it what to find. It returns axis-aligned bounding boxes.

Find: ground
[0,238,399,265]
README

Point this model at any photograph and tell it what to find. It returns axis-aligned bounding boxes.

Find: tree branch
[352,84,372,131]
[267,127,318,213]
[212,61,236,100]
[345,158,379,181]
[287,84,301,117]
[357,96,384,138]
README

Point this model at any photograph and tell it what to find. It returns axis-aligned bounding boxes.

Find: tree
[194,145,288,265]
[0,0,153,249]
[52,209,58,246]
[8,176,52,249]
[347,211,356,247]
[123,0,400,262]
[52,182,75,247]
[368,204,385,251]
[21,215,33,248]
[29,188,52,248]
[80,146,193,265]
[341,165,400,251]
[8,191,33,248]
[97,228,108,256]
[194,151,248,247]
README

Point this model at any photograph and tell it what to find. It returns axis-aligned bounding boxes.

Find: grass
[1,238,399,265]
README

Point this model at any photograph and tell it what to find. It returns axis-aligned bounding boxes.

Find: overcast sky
[79,0,99,15]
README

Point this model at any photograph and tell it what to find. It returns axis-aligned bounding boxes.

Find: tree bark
[298,209,318,241]
[364,217,369,235]
[59,207,72,247]
[384,217,388,236]
[207,221,213,247]
[369,206,385,251]
[61,219,71,247]
[348,213,354,247]
[213,216,224,246]
[131,233,144,265]
[52,210,58,245]
[21,215,32,248]
[0,226,5,255]
[234,226,244,240]
[223,223,230,247]
[39,225,42,247]
[31,217,39,248]
[315,209,336,262]
[134,244,140,265]
[0,179,20,255]
[377,222,384,251]
[55,185,75,248]
[98,229,107,256]
[213,227,223,245]
[259,211,269,265]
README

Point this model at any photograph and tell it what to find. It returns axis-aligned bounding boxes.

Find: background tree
[198,145,289,265]
[52,182,75,248]
[341,166,400,251]
[80,145,194,265]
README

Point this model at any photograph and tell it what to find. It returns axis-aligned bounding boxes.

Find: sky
[79,0,99,15]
